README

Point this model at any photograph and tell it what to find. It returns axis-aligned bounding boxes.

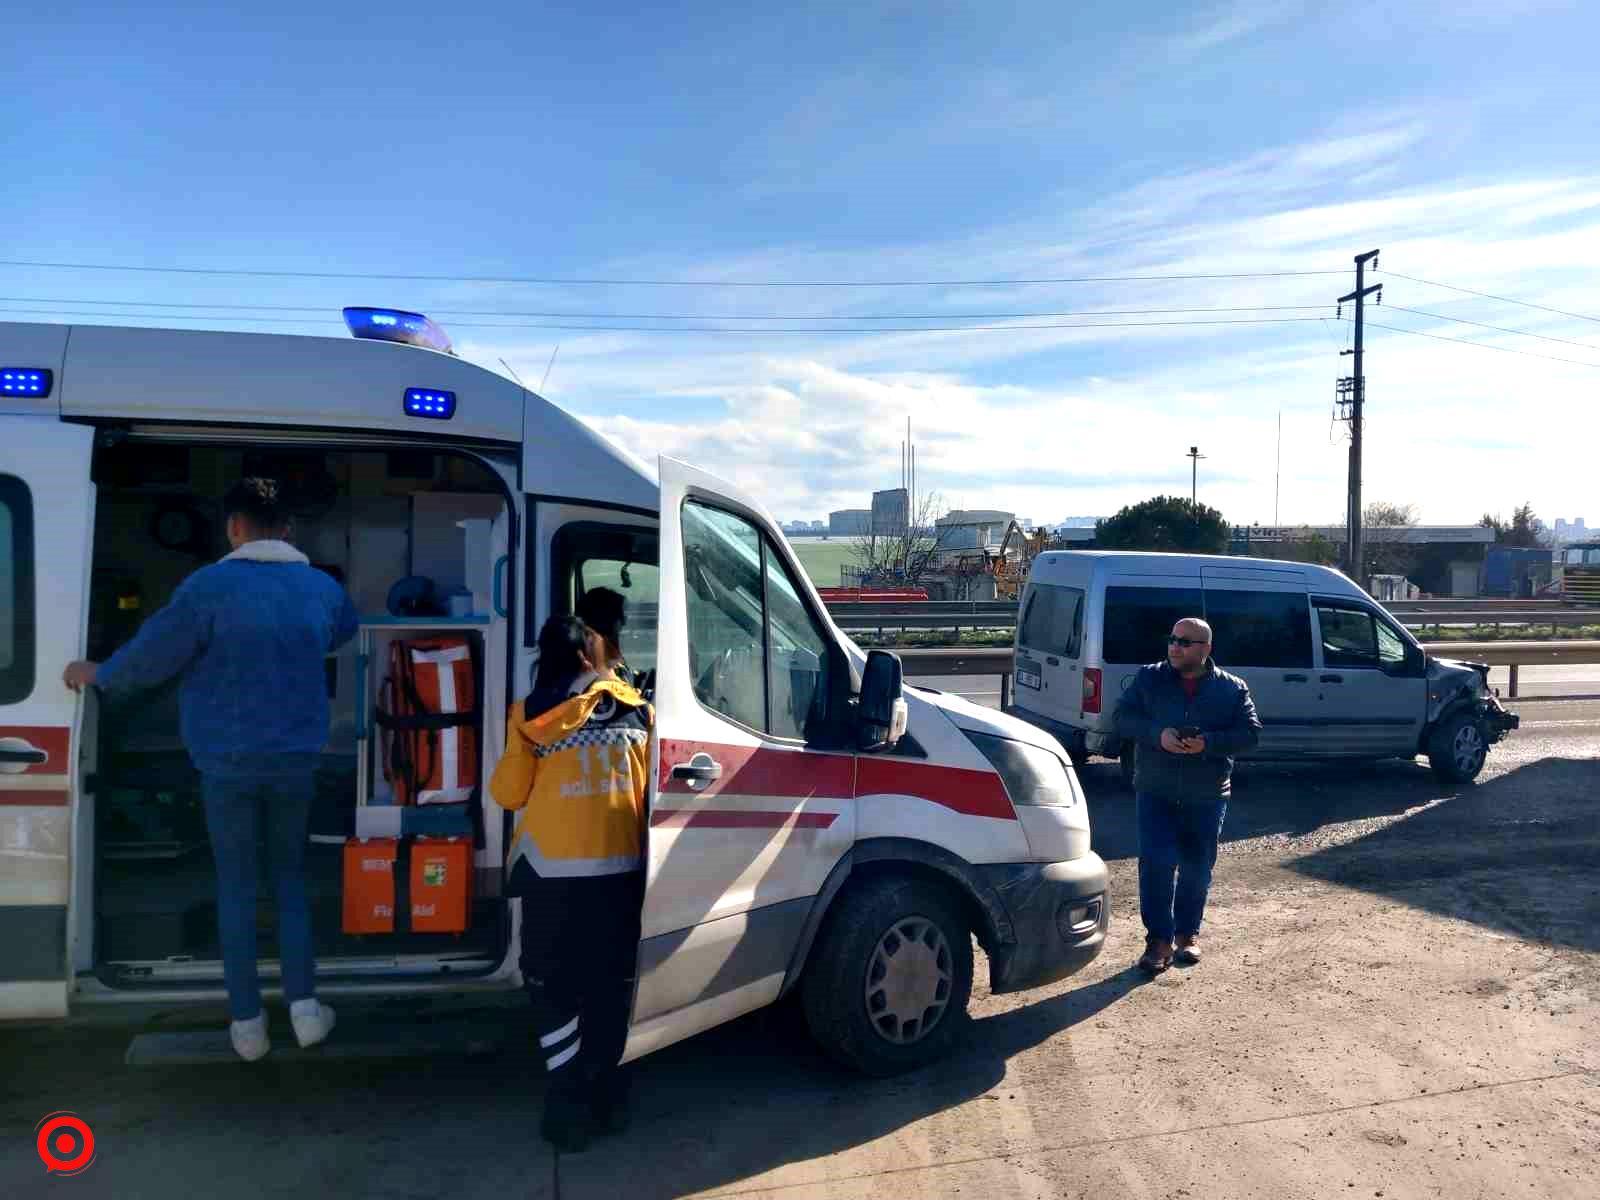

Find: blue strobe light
[0,368,52,398]
[404,388,457,420]
[343,307,454,354]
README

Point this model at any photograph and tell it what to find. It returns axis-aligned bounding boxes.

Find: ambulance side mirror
[858,650,908,752]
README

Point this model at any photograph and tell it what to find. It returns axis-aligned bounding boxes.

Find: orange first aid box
[409,837,474,933]
[342,838,399,934]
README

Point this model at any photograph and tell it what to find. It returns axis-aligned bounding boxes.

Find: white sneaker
[290,999,336,1049]
[230,1014,271,1062]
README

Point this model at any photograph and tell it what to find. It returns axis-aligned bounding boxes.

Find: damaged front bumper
[978,853,1109,994]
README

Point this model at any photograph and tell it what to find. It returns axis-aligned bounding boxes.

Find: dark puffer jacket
[1113,661,1262,800]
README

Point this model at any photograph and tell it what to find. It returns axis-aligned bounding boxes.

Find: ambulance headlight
[964,732,1077,807]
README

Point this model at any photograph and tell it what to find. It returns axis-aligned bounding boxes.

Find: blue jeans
[1137,791,1227,943]
[201,767,318,1020]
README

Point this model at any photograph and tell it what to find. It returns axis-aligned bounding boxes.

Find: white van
[0,314,1106,1076]
[1009,551,1519,787]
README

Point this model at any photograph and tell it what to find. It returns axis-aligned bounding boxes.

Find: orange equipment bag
[408,836,474,934]
[342,838,400,934]
[376,635,481,807]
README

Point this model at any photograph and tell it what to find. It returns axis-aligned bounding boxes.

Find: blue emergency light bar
[1,368,52,398]
[342,307,454,354]
[404,388,457,420]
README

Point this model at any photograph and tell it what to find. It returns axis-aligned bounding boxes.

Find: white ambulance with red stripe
[0,311,1107,1075]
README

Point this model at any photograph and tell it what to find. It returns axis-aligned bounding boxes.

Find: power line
[1379,269,1600,326]
[0,303,1329,334]
[1383,304,1600,351]
[0,294,1331,322]
[1360,318,1600,369]
[0,256,1348,289]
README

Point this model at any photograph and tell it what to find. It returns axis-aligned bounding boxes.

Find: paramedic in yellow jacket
[490,614,651,1153]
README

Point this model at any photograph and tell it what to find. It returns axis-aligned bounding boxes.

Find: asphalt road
[3,708,1597,1198]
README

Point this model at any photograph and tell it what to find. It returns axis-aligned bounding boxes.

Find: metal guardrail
[828,598,1600,635]
[894,640,1600,702]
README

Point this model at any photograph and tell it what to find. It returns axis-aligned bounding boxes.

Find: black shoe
[588,1070,632,1137]
[541,1090,593,1154]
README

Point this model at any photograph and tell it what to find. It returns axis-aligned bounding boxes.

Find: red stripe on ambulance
[657,739,1016,822]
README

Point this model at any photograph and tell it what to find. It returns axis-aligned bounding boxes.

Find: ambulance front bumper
[980,853,1109,994]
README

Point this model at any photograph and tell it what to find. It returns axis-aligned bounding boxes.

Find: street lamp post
[1186,445,1206,510]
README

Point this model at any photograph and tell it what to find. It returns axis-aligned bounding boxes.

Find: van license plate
[1017,664,1042,689]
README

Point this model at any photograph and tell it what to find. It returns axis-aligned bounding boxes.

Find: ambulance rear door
[0,417,95,1020]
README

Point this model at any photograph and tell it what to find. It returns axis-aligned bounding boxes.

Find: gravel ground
[3,725,1596,1199]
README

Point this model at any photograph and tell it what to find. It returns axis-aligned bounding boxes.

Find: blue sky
[6,0,1599,527]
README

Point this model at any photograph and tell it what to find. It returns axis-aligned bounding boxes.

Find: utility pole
[1338,249,1382,582]
[1186,445,1206,510]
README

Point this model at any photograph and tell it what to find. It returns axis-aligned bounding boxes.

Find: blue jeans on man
[201,765,318,1020]
[1137,791,1227,944]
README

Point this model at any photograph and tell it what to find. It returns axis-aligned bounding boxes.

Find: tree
[1094,496,1229,554]
[1363,500,1420,579]
[1481,503,1544,548]
[849,490,945,586]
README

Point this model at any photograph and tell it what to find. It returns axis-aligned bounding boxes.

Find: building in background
[828,508,872,537]
[870,488,909,539]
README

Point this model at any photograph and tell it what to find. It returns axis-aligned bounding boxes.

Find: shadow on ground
[556,964,1151,1197]
[1286,755,1600,954]
[1,968,1150,1199]
[1076,755,1478,862]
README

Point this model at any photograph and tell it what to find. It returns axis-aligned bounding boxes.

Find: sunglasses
[1167,635,1210,648]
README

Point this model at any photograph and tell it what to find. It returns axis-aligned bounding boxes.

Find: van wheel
[1119,746,1137,790]
[1428,711,1488,783]
[801,877,973,1077]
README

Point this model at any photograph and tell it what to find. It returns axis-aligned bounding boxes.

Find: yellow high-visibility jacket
[489,676,652,879]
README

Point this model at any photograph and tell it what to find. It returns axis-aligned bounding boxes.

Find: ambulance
[0,311,1107,1075]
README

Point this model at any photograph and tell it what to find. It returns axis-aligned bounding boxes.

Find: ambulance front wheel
[801,876,974,1077]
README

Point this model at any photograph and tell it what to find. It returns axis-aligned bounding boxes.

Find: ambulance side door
[0,418,95,1020]
[632,457,855,1050]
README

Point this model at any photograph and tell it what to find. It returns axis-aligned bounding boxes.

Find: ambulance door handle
[1320,674,1344,684]
[0,744,49,766]
[670,753,723,792]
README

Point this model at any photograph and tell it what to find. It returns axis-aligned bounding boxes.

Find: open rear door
[629,457,856,1059]
[0,419,94,1019]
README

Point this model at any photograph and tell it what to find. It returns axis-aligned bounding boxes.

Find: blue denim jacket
[96,541,359,775]
[1113,660,1262,800]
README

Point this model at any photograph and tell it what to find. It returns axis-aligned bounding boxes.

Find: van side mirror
[859,650,909,752]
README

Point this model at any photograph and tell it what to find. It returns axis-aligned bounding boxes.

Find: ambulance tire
[802,876,974,1077]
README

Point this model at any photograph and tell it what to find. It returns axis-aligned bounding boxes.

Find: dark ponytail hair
[527,615,592,716]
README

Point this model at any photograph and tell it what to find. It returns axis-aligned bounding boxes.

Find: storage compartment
[87,442,509,982]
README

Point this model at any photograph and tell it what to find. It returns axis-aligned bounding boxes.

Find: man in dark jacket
[1113,617,1261,974]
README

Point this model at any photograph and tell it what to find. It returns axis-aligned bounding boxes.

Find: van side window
[1204,590,1312,669]
[0,475,34,704]
[1103,585,1204,664]
[1315,603,1406,670]
[1019,584,1084,658]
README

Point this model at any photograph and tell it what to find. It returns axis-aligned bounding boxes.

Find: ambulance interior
[84,439,517,985]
